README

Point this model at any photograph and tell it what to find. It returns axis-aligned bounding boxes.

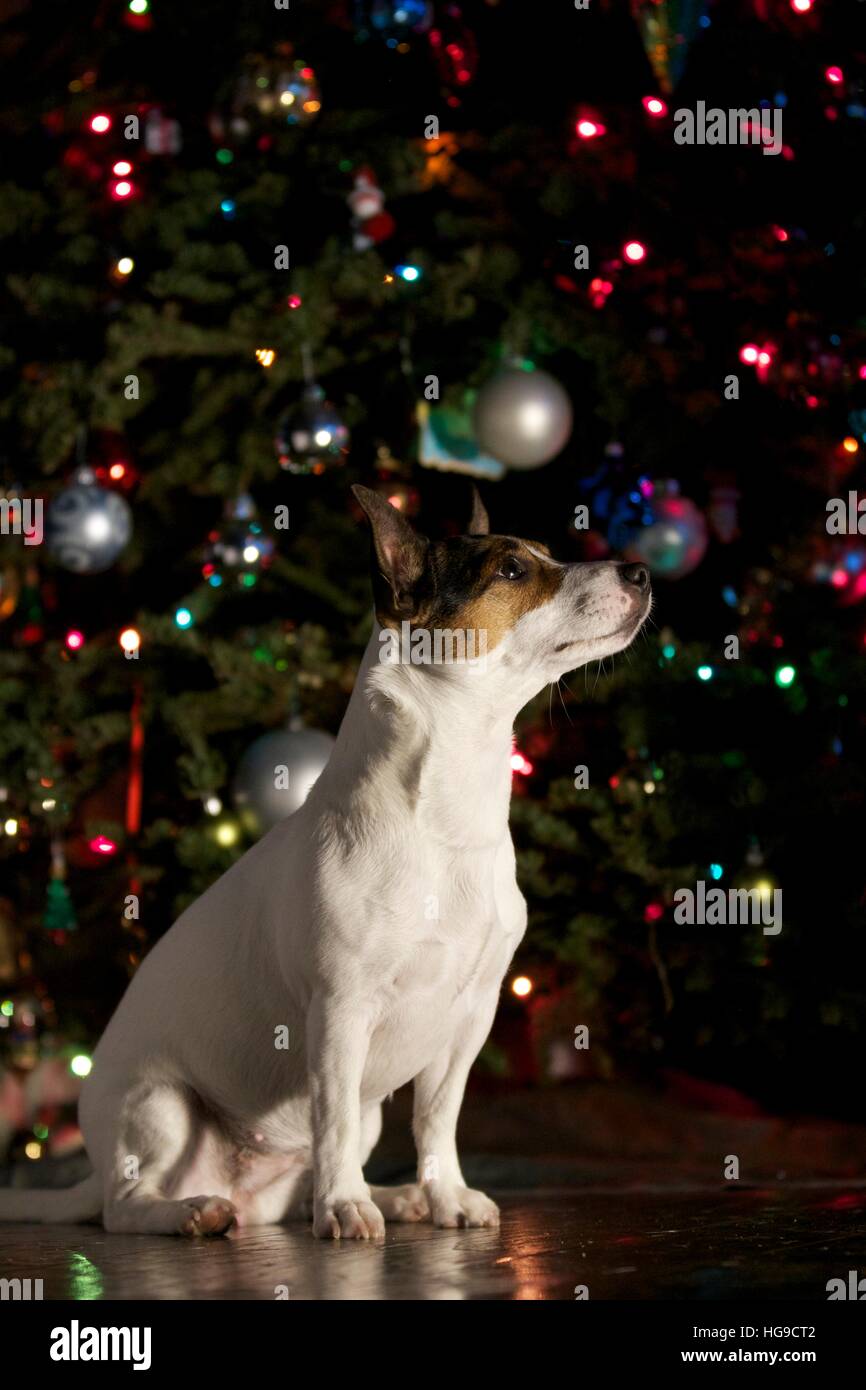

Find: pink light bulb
[89,835,117,855]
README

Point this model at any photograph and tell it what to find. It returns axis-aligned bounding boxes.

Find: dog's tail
[0,1172,102,1224]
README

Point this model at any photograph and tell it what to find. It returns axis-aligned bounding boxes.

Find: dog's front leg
[307,993,385,1239]
[412,1003,501,1230]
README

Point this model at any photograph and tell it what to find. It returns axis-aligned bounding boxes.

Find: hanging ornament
[144,107,182,155]
[630,0,708,95]
[227,50,321,137]
[623,480,708,580]
[43,840,77,940]
[576,447,649,554]
[576,444,638,546]
[417,400,505,480]
[232,720,335,836]
[275,384,350,475]
[46,467,132,575]
[202,494,274,588]
[347,166,396,250]
[473,363,573,470]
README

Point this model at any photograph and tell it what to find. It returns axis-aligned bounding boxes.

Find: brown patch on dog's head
[423,535,564,653]
[353,485,564,653]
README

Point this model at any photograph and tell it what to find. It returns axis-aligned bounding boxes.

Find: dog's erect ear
[468,484,490,536]
[352,484,429,617]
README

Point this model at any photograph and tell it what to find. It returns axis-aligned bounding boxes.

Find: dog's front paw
[428,1185,500,1230]
[312,1197,385,1240]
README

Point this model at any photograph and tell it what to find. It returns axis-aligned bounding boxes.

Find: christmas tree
[1,0,864,1173]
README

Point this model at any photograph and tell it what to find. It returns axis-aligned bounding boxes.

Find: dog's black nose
[619,562,650,592]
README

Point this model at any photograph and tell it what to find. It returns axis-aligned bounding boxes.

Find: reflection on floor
[1,1186,865,1300]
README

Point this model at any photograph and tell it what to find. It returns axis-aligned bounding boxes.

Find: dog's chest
[360,841,526,1094]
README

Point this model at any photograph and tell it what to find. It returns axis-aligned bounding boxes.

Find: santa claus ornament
[347,166,395,250]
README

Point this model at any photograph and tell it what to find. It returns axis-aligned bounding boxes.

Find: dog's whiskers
[555,678,574,725]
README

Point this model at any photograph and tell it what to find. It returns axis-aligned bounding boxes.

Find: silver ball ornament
[202,493,274,587]
[275,384,349,475]
[473,366,573,470]
[46,468,133,574]
[232,724,335,835]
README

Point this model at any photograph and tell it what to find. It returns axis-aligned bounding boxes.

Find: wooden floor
[2,1185,865,1300]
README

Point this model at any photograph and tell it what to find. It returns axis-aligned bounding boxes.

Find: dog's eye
[497,557,526,581]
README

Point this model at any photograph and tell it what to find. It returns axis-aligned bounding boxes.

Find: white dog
[0,487,650,1238]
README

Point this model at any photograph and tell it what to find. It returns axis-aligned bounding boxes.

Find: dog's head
[353,484,651,696]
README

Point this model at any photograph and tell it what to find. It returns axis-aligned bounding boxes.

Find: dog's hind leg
[368,1183,430,1221]
[101,1078,236,1236]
